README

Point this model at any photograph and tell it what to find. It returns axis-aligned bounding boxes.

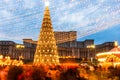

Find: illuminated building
[23,39,95,62]
[33,6,59,64]
[0,41,30,61]
[0,39,116,63]
[57,40,95,62]
[54,31,77,44]
[0,41,15,56]
[23,31,77,45]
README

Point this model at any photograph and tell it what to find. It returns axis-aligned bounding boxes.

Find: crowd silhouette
[0,64,120,80]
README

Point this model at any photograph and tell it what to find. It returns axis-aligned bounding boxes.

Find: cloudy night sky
[0,0,120,45]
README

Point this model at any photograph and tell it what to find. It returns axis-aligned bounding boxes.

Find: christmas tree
[33,6,59,65]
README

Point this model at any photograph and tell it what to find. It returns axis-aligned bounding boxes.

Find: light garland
[33,6,59,65]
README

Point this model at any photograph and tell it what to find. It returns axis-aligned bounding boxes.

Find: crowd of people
[0,63,120,80]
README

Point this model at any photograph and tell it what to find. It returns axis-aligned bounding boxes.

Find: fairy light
[34,4,59,64]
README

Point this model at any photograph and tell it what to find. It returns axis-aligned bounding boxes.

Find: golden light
[114,41,118,47]
[87,45,95,48]
[96,52,112,56]
[47,59,49,61]
[7,56,10,60]
[96,52,120,57]
[33,1,59,64]
[16,45,20,48]
[0,55,3,59]
[73,56,76,58]
[98,58,106,62]
[0,55,24,66]
[5,56,8,59]
[56,56,59,58]
[16,44,25,48]
[36,55,38,57]
[37,59,39,62]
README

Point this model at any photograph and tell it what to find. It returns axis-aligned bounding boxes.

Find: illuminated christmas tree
[33,6,59,65]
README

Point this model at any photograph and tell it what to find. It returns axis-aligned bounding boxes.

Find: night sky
[0,0,120,45]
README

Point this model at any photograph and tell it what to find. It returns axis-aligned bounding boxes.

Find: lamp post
[16,45,25,61]
[87,45,95,62]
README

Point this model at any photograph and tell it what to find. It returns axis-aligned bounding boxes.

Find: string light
[34,6,59,64]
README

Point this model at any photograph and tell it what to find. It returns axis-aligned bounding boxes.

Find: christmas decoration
[34,6,59,65]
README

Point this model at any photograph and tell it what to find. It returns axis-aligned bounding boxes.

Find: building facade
[34,6,59,64]
[54,31,77,44]
[0,41,15,56]
[96,42,115,54]
[0,32,116,63]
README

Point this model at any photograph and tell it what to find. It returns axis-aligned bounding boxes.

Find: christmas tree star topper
[45,1,49,6]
